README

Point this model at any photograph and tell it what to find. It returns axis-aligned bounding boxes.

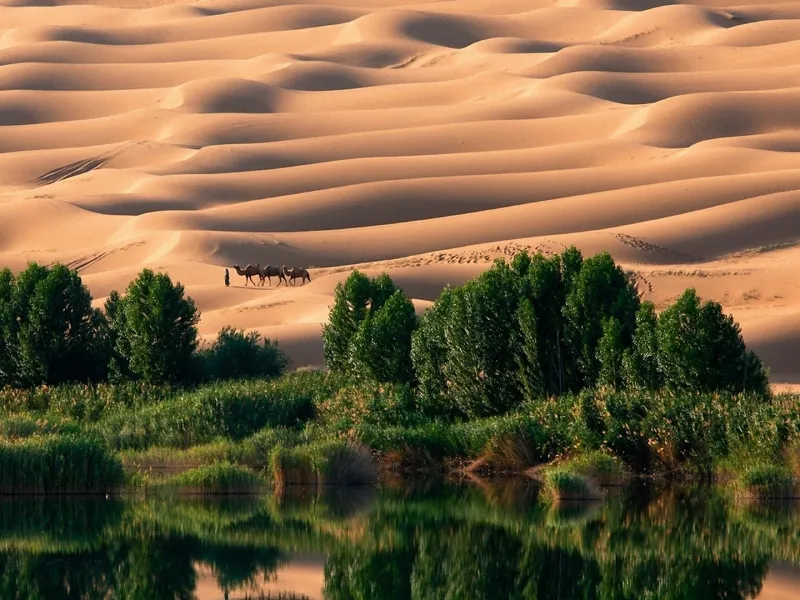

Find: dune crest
[1,0,800,387]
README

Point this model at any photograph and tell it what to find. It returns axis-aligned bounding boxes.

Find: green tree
[655,288,769,395]
[440,260,524,418]
[515,298,545,401]
[103,290,131,381]
[199,326,288,382]
[562,252,640,390]
[107,269,199,384]
[5,263,50,378]
[412,249,584,417]
[350,290,418,384]
[2,263,107,386]
[322,271,373,374]
[525,251,574,396]
[622,301,662,391]
[410,287,456,417]
[369,273,399,314]
[322,270,417,384]
[559,245,584,294]
[596,317,625,390]
[0,268,14,385]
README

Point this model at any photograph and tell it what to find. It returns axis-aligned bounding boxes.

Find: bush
[315,381,424,436]
[0,263,108,387]
[106,269,199,384]
[322,271,418,384]
[199,326,289,382]
[0,434,125,493]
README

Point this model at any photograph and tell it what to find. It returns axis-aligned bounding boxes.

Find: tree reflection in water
[0,480,796,599]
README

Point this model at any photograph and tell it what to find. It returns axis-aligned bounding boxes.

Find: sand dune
[2,0,800,387]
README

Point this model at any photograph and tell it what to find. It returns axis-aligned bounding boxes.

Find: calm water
[2,479,799,599]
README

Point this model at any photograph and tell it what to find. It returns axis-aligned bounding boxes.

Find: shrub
[199,326,289,382]
[357,412,566,470]
[315,381,423,436]
[0,434,125,493]
[0,263,108,387]
[106,269,199,384]
[655,289,769,396]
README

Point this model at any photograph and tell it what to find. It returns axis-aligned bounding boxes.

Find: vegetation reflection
[0,482,798,599]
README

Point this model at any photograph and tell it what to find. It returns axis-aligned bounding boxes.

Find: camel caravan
[231,264,311,287]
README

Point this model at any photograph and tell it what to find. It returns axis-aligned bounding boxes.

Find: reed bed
[0,434,125,494]
[161,461,267,494]
[270,440,378,490]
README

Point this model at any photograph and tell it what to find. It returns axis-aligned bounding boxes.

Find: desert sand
[1,0,800,385]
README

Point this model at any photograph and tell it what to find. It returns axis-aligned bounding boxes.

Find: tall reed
[0,434,125,494]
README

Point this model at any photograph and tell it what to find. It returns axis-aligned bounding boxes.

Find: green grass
[0,434,125,494]
[0,376,798,494]
[161,461,267,494]
[541,469,603,502]
[120,427,305,470]
[550,451,631,486]
[0,414,81,439]
[736,463,797,500]
[270,440,378,488]
[0,382,177,420]
[95,377,317,451]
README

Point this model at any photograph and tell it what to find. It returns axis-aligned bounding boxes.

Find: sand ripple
[1,0,799,383]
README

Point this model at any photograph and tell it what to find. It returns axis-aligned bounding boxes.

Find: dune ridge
[1,0,800,385]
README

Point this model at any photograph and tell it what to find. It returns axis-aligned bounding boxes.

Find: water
[1,479,799,599]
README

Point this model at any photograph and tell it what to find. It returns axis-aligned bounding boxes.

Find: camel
[282,265,311,286]
[232,264,260,286]
[258,264,287,287]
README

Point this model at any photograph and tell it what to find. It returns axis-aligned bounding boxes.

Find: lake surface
[2,479,799,599]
